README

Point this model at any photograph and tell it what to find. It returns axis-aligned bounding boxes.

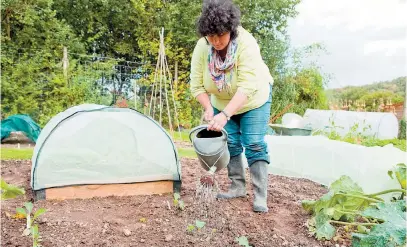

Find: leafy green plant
[399,118,406,140]
[388,163,406,200]
[186,220,206,233]
[0,178,25,200]
[186,224,196,232]
[31,224,42,247]
[342,121,372,144]
[302,163,406,246]
[352,200,406,247]
[173,192,185,210]
[361,138,406,151]
[313,120,406,151]
[16,202,46,236]
[311,116,343,141]
[388,163,406,190]
[236,236,252,247]
[302,176,379,240]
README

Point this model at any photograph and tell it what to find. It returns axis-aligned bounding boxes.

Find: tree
[1,0,85,124]
[326,76,406,111]
[271,43,329,121]
[2,0,316,127]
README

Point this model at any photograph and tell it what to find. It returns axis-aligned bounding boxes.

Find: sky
[286,0,407,89]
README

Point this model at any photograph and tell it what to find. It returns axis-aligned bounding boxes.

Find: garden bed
[1,158,350,247]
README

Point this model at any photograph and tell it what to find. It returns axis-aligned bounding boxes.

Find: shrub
[399,118,406,140]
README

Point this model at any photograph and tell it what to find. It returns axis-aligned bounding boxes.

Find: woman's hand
[208,113,227,132]
[204,107,214,122]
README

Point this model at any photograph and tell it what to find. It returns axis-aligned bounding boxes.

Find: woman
[190,0,273,213]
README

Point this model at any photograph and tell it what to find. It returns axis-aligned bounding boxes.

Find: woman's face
[206,32,231,51]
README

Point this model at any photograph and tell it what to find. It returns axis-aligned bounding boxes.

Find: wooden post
[174,61,178,83]
[62,46,69,85]
[174,60,179,94]
[133,79,137,111]
[158,27,164,126]
[404,79,407,119]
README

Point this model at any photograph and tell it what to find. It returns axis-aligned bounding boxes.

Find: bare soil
[1,158,351,247]
[173,140,193,149]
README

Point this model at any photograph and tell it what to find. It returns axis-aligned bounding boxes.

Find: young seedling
[31,224,42,247]
[186,220,206,233]
[195,220,206,229]
[186,224,196,232]
[236,236,252,247]
[173,193,185,210]
[16,202,46,236]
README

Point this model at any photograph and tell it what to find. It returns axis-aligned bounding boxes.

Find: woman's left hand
[207,113,227,132]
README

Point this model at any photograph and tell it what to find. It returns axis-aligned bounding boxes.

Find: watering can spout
[189,125,230,173]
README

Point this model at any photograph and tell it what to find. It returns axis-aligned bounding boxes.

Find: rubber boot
[250,161,269,213]
[217,154,246,199]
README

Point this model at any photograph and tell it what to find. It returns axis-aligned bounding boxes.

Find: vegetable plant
[173,192,185,210]
[186,220,206,233]
[388,163,406,198]
[302,163,406,247]
[0,178,25,200]
[16,202,46,236]
[236,236,252,247]
[31,224,42,247]
[352,200,405,246]
[312,120,406,151]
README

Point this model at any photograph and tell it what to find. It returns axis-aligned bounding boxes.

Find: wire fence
[3,49,158,106]
[1,47,189,130]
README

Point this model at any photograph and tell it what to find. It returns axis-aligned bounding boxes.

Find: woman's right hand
[204,107,214,122]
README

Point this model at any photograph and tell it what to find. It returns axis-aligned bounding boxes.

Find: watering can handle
[188,124,228,143]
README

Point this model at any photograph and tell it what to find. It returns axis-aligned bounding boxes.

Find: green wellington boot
[217,154,247,199]
[250,160,269,213]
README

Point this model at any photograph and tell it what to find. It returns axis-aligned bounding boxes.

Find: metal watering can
[189,125,230,174]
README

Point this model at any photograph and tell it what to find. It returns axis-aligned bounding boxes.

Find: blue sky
[286,0,406,89]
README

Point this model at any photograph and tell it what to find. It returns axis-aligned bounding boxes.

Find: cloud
[287,0,407,88]
[364,39,406,56]
[295,0,407,31]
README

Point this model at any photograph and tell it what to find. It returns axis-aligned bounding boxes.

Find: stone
[123,229,132,237]
[165,234,173,242]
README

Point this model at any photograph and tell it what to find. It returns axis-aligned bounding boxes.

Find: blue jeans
[214,85,272,167]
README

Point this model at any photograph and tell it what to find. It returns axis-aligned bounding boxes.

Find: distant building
[328,100,405,121]
[383,102,404,121]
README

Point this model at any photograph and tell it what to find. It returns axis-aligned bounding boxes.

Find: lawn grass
[1,147,196,160]
[177,147,197,158]
[169,129,190,142]
[169,129,196,157]
[1,148,33,160]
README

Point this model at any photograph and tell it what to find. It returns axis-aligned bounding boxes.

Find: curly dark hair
[197,0,241,40]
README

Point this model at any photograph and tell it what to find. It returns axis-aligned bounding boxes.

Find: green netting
[1,114,41,142]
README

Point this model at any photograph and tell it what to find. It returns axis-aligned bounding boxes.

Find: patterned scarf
[207,39,238,94]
